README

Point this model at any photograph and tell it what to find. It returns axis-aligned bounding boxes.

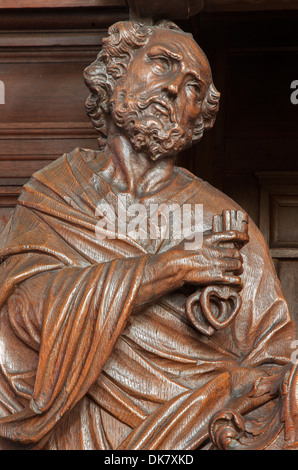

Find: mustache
[112,89,177,125]
[135,91,176,122]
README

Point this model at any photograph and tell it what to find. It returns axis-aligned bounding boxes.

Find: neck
[103,123,175,197]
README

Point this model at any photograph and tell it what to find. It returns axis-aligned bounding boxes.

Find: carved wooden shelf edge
[0,0,126,9]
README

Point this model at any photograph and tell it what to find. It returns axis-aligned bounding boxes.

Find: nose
[163,75,183,99]
[164,82,179,98]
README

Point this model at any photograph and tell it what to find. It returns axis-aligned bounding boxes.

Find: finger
[220,248,242,260]
[208,231,249,246]
[220,274,243,289]
[224,259,243,273]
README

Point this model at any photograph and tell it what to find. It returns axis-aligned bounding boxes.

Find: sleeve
[0,251,148,446]
[283,363,298,450]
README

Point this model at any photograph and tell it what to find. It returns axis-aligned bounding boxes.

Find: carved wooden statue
[0,20,297,450]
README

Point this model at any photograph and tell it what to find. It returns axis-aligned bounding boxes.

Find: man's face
[110,28,212,160]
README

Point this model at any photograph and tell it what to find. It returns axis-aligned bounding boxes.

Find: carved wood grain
[0,9,296,451]
[0,0,126,8]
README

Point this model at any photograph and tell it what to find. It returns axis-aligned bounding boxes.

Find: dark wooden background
[0,2,297,332]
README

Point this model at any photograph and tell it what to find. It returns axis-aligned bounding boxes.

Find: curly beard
[110,88,204,161]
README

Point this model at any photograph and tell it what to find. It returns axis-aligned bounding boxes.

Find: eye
[185,81,202,100]
[148,56,171,75]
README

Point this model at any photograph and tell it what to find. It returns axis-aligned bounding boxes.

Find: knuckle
[236,261,242,270]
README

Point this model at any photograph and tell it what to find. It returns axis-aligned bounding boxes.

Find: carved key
[186,210,248,336]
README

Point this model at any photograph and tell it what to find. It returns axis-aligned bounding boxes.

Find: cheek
[180,100,202,123]
[127,69,158,95]
[177,90,202,121]
[189,102,202,119]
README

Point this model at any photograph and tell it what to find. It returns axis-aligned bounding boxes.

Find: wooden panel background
[0,0,126,7]
[0,8,128,232]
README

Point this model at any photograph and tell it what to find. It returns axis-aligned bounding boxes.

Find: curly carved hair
[83,20,220,150]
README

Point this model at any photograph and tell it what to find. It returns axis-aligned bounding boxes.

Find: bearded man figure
[0,20,296,450]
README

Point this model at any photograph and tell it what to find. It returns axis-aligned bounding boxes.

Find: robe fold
[0,148,295,450]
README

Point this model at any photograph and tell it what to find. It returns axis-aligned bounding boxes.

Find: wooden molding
[0,10,128,31]
[0,31,104,48]
[257,172,298,258]
[0,123,98,139]
[0,186,22,206]
[270,248,298,258]
[0,0,126,8]
[1,0,298,14]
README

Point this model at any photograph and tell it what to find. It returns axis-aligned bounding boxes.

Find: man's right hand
[170,230,249,289]
[134,230,248,311]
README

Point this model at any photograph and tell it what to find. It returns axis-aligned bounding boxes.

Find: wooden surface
[0,0,126,8]
[0,8,297,451]
[1,0,298,12]
[0,8,116,233]
[0,9,128,29]
[127,0,204,20]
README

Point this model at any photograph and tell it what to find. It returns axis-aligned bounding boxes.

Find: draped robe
[0,148,295,450]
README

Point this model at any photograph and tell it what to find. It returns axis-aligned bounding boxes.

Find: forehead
[144,28,211,79]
